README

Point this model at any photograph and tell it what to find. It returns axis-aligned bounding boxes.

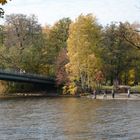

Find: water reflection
[0,97,140,139]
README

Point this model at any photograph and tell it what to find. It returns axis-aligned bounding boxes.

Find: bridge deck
[0,70,56,85]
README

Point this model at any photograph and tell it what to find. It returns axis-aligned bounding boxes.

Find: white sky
[1,0,140,26]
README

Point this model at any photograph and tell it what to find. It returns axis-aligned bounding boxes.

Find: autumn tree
[0,0,11,18]
[0,0,10,5]
[66,14,102,93]
[56,48,69,85]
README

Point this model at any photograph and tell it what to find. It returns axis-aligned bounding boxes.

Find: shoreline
[0,93,81,99]
[87,93,140,100]
[0,93,140,100]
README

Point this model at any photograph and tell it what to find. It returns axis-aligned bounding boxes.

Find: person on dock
[103,90,107,99]
[112,89,115,99]
[93,90,96,99]
[127,88,130,98]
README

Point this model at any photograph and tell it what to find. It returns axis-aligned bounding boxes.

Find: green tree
[0,14,46,74]
[0,13,48,92]
[101,22,140,85]
[44,17,71,76]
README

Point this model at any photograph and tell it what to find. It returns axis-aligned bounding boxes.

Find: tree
[66,14,102,93]
[5,14,42,49]
[56,48,69,85]
[0,14,46,74]
[44,17,71,76]
[101,22,140,85]
[0,13,49,92]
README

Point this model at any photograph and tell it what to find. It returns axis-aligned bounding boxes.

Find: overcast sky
[1,0,140,26]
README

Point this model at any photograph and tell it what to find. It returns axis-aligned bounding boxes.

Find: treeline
[0,13,140,94]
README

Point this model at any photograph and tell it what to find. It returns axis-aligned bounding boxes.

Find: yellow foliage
[0,81,7,94]
[68,83,77,95]
[62,86,67,94]
[128,69,135,85]
[66,14,102,91]
[63,83,77,95]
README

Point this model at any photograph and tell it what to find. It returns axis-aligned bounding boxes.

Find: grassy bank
[100,85,140,93]
[131,86,140,93]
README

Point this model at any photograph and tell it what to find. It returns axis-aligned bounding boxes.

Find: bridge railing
[0,68,55,81]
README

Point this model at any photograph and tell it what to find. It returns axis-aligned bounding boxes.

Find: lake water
[0,97,140,140]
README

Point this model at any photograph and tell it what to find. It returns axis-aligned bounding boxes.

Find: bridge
[0,69,56,87]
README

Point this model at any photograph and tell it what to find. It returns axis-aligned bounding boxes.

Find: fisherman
[93,90,96,99]
[127,88,130,98]
[112,89,115,99]
[103,90,107,99]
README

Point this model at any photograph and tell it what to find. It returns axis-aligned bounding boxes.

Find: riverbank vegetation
[0,13,140,94]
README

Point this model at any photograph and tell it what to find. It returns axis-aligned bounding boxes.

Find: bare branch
[122,34,140,49]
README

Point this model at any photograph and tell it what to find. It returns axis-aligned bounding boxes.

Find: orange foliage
[0,0,11,5]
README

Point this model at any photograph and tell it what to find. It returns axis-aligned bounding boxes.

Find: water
[0,97,140,140]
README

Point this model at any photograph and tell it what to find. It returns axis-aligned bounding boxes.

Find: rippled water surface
[0,97,140,140]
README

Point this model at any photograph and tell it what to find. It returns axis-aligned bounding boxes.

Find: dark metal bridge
[0,69,56,86]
